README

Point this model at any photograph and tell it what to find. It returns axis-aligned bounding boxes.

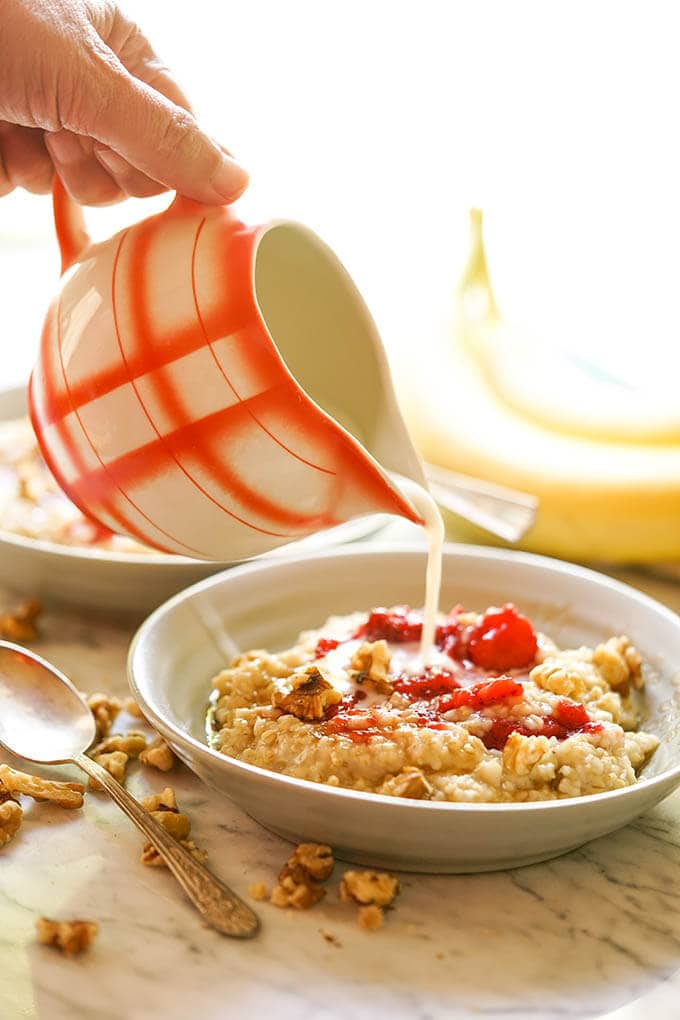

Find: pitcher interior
[254,223,403,467]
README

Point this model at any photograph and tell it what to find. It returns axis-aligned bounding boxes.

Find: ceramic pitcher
[29,179,426,561]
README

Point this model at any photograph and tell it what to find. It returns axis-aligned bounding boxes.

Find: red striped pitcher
[29,180,425,560]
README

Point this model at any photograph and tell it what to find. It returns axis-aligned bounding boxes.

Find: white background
[2,0,680,396]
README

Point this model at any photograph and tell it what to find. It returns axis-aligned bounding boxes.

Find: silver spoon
[423,463,538,544]
[0,640,259,938]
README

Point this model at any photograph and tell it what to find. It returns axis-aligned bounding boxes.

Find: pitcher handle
[52,175,91,276]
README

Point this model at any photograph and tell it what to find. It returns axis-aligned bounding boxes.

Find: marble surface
[2,558,680,1020]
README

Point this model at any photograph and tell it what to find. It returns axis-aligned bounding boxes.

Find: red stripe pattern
[29,191,419,560]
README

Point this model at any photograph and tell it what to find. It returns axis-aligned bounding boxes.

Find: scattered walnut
[270,841,335,909]
[88,751,129,791]
[85,692,122,740]
[270,873,325,910]
[248,881,269,901]
[140,787,191,840]
[286,842,335,882]
[90,731,147,758]
[593,636,643,694]
[379,766,432,800]
[0,799,23,848]
[0,764,84,809]
[123,696,145,719]
[357,904,384,931]
[350,640,393,693]
[339,870,400,907]
[140,838,208,868]
[36,917,98,956]
[0,597,42,642]
[273,667,341,722]
[139,735,175,772]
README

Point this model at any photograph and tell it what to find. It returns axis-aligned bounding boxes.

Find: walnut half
[0,764,84,809]
[0,798,23,848]
[339,870,400,907]
[270,842,335,910]
[350,640,393,694]
[273,667,341,722]
[36,918,98,956]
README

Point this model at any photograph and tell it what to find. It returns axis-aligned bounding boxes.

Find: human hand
[0,0,249,205]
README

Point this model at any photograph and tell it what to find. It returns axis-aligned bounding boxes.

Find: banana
[404,210,680,562]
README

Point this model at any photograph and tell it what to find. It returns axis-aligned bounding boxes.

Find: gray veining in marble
[1,555,680,1020]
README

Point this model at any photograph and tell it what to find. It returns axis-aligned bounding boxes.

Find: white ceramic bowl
[128,545,680,873]
[0,386,384,614]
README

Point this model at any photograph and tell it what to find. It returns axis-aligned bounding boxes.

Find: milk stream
[396,478,445,661]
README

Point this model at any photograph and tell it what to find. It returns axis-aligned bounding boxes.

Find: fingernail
[211,155,249,202]
[47,131,84,166]
[96,148,129,177]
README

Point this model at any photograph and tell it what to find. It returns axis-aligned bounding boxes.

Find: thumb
[74,55,248,205]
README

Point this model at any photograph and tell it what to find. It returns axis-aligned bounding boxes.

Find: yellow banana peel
[405,210,680,562]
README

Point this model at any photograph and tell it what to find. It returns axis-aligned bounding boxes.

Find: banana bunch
[405,211,680,562]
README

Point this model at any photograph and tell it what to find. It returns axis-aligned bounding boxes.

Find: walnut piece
[273,667,341,722]
[286,842,335,882]
[88,751,129,791]
[36,917,98,956]
[0,764,84,809]
[90,731,147,758]
[85,692,122,740]
[140,787,191,840]
[0,799,23,848]
[350,640,393,693]
[339,870,400,907]
[270,841,335,909]
[357,904,384,931]
[593,636,643,694]
[0,597,42,642]
[248,881,270,901]
[123,696,145,719]
[270,873,325,910]
[140,838,208,867]
[379,766,432,800]
[139,735,175,772]
[530,660,588,700]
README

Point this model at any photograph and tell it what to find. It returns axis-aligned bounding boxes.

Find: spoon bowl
[0,643,95,763]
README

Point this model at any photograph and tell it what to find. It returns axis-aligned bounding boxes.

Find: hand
[0,0,249,205]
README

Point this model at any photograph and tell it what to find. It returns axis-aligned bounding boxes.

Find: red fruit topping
[435,619,468,660]
[315,637,341,658]
[553,700,590,730]
[480,698,600,750]
[438,676,525,713]
[482,718,529,751]
[324,689,367,719]
[467,604,538,671]
[354,606,422,643]
[393,667,462,701]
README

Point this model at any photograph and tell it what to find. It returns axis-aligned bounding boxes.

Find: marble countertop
[2,557,680,1020]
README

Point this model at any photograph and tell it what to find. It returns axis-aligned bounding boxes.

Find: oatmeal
[0,417,153,553]
[208,603,659,803]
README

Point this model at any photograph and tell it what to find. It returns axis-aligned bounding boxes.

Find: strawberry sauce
[313,604,601,750]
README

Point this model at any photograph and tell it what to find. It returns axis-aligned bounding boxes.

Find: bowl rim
[128,541,680,814]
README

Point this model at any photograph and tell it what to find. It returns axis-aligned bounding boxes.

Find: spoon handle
[73,753,259,938]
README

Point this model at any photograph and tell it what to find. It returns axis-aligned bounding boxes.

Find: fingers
[73,50,248,205]
[45,130,123,206]
[0,122,53,195]
[94,146,166,198]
